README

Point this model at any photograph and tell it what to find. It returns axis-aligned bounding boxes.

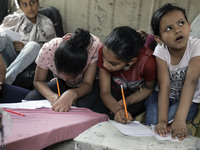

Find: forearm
[175,80,196,121]
[100,92,123,114]
[0,72,5,84]
[126,87,153,106]
[158,89,169,123]
[0,57,6,84]
[34,81,56,101]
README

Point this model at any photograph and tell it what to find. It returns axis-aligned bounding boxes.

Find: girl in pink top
[25,28,102,112]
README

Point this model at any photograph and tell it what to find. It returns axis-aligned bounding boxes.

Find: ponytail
[55,28,90,75]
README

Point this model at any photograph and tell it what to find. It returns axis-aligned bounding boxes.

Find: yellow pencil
[120,85,128,119]
[56,78,61,97]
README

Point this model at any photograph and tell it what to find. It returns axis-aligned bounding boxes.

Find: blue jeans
[145,91,198,125]
[0,33,40,84]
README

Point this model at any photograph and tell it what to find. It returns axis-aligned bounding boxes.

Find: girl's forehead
[19,0,38,3]
[162,10,185,21]
[103,46,118,59]
[102,46,125,63]
[160,10,185,25]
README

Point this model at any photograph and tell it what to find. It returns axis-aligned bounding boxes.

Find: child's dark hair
[151,3,188,36]
[16,0,39,5]
[104,26,144,63]
[54,28,90,75]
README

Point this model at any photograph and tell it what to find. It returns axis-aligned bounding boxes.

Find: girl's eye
[165,27,172,32]
[22,3,27,7]
[179,21,184,26]
[111,63,117,66]
[30,1,34,5]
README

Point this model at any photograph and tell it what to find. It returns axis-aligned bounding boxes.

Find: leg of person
[186,102,198,122]
[0,33,17,67]
[0,84,30,103]
[168,100,198,122]
[25,78,69,100]
[75,79,100,109]
[128,100,145,119]
[91,86,120,120]
[5,41,40,84]
[168,100,179,122]
[91,97,113,119]
[145,91,159,125]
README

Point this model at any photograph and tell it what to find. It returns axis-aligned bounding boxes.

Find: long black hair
[54,28,90,75]
[104,26,144,63]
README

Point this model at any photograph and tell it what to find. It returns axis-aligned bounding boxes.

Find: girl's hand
[170,120,188,141]
[51,89,77,112]
[155,121,169,137]
[50,94,60,105]
[118,99,130,107]
[13,41,24,52]
[114,109,133,124]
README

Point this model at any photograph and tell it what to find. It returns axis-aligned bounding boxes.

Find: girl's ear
[128,57,137,66]
[154,35,163,44]
[188,22,191,32]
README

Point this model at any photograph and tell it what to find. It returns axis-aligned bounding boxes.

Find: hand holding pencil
[114,85,133,124]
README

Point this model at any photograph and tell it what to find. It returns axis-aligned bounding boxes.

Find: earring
[123,65,130,71]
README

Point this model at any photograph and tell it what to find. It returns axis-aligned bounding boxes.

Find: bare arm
[155,57,170,136]
[0,54,6,90]
[99,67,122,114]
[34,66,57,103]
[171,56,200,140]
[52,62,98,112]
[99,67,132,123]
[125,80,156,106]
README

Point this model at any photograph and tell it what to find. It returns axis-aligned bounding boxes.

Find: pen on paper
[56,78,61,97]
[2,108,25,117]
[120,85,128,119]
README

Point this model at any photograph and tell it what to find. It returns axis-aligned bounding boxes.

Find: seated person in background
[137,30,157,51]
[0,0,56,85]
[92,26,157,124]
[25,28,102,112]
[0,53,30,103]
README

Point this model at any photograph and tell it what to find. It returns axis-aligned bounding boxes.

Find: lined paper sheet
[109,120,153,137]
[109,120,189,141]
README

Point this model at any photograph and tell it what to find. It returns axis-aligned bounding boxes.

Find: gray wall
[39,0,200,41]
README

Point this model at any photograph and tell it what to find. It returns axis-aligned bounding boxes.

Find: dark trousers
[0,84,30,103]
[91,87,145,120]
[25,79,100,109]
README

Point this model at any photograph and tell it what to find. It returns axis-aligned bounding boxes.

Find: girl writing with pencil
[25,28,101,112]
[92,26,157,123]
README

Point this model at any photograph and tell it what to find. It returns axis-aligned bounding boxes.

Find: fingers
[114,114,127,124]
[13,41,24,51]
[52,103,70,112]
[171,128,188,141]
[155,122,168,137]
[114,110,132,124]
[51,98,71,112]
